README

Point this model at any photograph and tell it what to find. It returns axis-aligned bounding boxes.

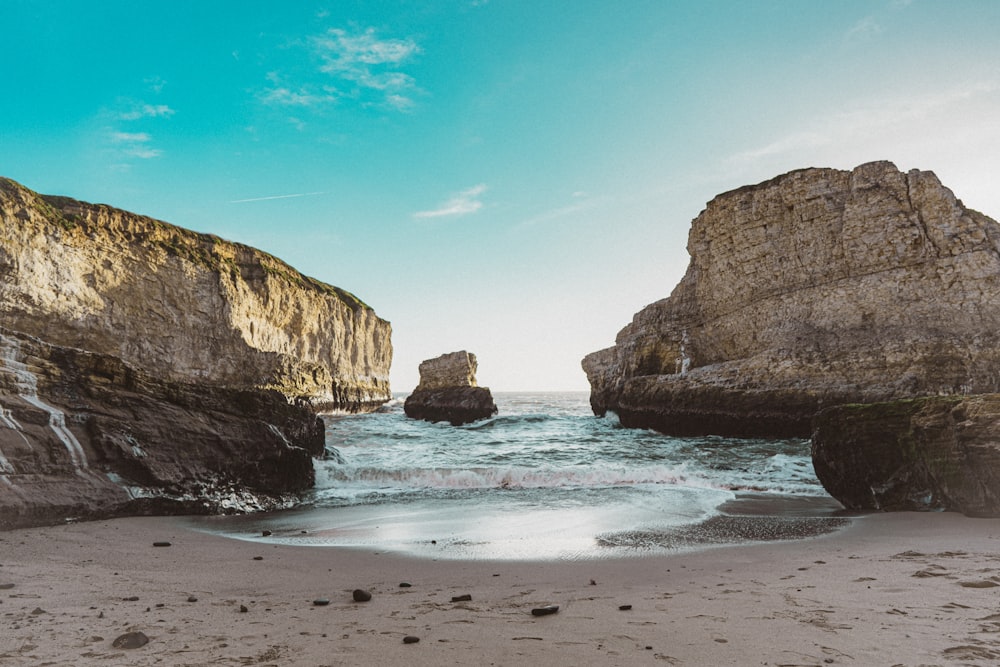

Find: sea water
[196,392,847,560]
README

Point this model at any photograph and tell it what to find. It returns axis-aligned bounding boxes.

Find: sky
[3,1,1000,392]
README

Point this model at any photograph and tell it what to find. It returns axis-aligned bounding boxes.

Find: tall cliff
[583,161,1000,437]
[0,177,392,527]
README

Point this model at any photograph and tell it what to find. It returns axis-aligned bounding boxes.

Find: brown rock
[583,161,1000,437]
[112,631,149,649]
[404,351,498,425]
[0,177,393,529]
[812,394,1000,516]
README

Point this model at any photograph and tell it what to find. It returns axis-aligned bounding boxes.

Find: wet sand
[2,512,1000,665]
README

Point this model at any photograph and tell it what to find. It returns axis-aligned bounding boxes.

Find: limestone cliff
[583,161,1000,437]
[0,177,392,527]
[0,177,391,410]
[404,351,497,425]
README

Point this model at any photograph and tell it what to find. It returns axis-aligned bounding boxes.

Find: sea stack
[404,351,497,425]
[581,161,1000,516]
[582,161,1000,438]
[0,177,392,528]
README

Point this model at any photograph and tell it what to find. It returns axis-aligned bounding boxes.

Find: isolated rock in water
[812,395,1000,516]
[404,351,498,425]
[583,161,1000,438]
[0,177,392,528]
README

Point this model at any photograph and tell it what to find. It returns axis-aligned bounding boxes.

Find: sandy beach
[2,513,1000,666]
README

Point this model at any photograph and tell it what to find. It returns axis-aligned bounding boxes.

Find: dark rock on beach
[404,351,498,426]
[352,589,372,602]
[111,631,149,649]
[812,395,1000,516]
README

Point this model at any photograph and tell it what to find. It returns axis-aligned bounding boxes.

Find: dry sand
[2,512,1000,666]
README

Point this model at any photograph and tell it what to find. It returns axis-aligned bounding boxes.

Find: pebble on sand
[352,589,372,602]
[403,635,420,644]
[112,631,149,649]
[451,594,472,602]
[152,541,171,547]
[531,605,559,616]
[313,598,330,606]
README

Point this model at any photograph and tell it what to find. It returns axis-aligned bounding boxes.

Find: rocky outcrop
[812,396,1000,517]
[583,161,1000,437]
[0,177,391,411]
[0,177,391,527]
[404,351,497,425]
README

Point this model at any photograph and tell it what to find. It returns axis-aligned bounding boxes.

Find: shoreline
[3,512,1000,665]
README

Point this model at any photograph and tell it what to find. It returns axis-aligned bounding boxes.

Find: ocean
[194,392,849,560]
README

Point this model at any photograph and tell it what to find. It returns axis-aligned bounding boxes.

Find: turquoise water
[196,392,845,560]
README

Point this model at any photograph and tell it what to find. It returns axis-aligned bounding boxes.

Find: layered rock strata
[812,396,1000,517]
[583,161,1000,437]
[404,351,497,425]
[0,177,391,527]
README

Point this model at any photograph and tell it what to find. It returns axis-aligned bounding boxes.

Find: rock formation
[404,351,497,425]
[812,396,1000,517]
[0,177,392,528]
[583,161,1000,438]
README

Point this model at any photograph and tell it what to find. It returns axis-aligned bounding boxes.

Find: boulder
[583,161,1000,437]
[812,395,1000,516]
[404,351,497,425]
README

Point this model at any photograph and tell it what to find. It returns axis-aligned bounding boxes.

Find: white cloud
[414,184,488,219]
[309,27,422,110]
[110,131,152,144]
[107,128,162,159]
[845,16,883,42]
[123,146,163,159]
[726,81,1000,169]
[230,191,325,204]
[118,103,175,121]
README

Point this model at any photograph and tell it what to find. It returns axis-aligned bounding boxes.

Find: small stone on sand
[352,589,372,602]
[403,635,420,644]
[451,594,472,602]
[152,541,171,547]
[531,605,559,616]
[313,598,330,606]
[112,631,149,649]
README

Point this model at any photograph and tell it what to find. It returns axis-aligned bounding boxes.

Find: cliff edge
[583,161,1000,437]
[0,177,392,527]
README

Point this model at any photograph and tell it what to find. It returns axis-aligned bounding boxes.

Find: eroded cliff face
[583,161,1000,437]
[0,177,391,527]
[0,177,391,410]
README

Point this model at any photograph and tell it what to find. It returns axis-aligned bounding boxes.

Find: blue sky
[3,1,1000,391]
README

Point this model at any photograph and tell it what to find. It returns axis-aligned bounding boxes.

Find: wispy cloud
[118,103,175,121]
[260,27,421,112]
[108,129,161,159]
[230,191,326,204]
[414,184,488,219]
[726,81,1000,168]
[845,16,883,42]
[312,27,421,109]
[515,192,607,229]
